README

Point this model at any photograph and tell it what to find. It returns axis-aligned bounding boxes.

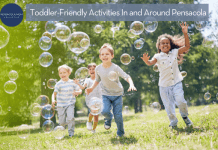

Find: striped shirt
[54,79,80,107]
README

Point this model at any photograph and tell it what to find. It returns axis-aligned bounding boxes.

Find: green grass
[0,105,218,150]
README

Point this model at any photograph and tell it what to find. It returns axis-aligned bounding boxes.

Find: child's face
[88,66,95,77]
[159,38,171,53]
[59,68,71,81]
[99,48,114,63]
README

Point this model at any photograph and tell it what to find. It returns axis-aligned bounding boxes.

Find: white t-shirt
[152,49,183,87]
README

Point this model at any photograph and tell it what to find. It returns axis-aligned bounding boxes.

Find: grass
[0,105,218,150]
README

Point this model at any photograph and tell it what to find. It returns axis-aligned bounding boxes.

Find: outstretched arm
[85,80,99,95]
[126,77,137,92]
[178,22,190,55]
[73,78,87,90]
[141,53,157,66]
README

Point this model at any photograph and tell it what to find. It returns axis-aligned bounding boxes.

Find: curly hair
[156,34,185,53]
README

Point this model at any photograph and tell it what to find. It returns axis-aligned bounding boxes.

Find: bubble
[39,36,52,51]
[4,81,17,94]
[127,29,136,38]
[94,24,103,33]
[45,21,57,34]
[75,67,89,82]
[8,70,18,81]
[0,25,10,49]
[181,71,187,78]
[41,104,55,120]
[53,126,65,140]
[88,97,103,115]
[42,120,54,133]
[123,106,129,114]
[42,31,52,40]
[120,53,131,65]
[47,79,57,89]
[131,56,135,60]
[5,56,10,62]
[80,38,90,48]
[31,103,42,117]
[55,25,71,42]
[67,32,90,54]
[108,71,118,82]
[194,21,207,31]
[204,92,211,101]
[150,102,161,113]
[185,84,189,88]
[39,52,53,67]
[153,65,159,72]
[134,39,144,49]
[8,106,11,111]
[17,124,30,139]
[143,18,158,33]
[36,95,49,106]
[130,21,144,35]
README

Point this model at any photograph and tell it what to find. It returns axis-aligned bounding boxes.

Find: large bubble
[53,126,65,140]
[39,36,52,51]
[127,29,136,38]
[41,104,55,120]
[123,106,129,114]
[150,102,161,113]
[45,21,57,34]
[55,25,71,42]
[134,38,144,49]
[194,21,207,31]
[17,124,30,139]
[75,67,89,82]
[181,71,187,78]
[120,53,131,65]
[143,19,158,33]
[80,38,90,49]
[39,52,53,67]
[153,64,159,72]
[67,32,90,54]
[130,21,144,35]
[8,70,18,81]
[42,120,54,133]
[108,71,118,82]
[94,24,103,33]
[4,81,17,94]
[204,92,211,101]
[36,95,49,106]
[31,103,42,117]
[88,97,103,115]
[42,32,52,40]
[47,79,57,89]
[0,25,10,49]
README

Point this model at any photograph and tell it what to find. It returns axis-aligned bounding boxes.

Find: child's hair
[99,43,114,55]
[87,63,97,69]
[156,33,185,53]
[58,64,72,73]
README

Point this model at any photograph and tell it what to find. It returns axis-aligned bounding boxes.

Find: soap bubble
[130,21,144,35]
[185,84,189,88]
[53,126,65,140]
[131,56,135,60]
[94,24,103,33]
[41,104,55,120]
[39,36,52,51]
[88,97,103,115]
[8,70,18,81]
[67,32,90,54]
[127,29,136,38]
[80,38,90,48]
[8,106,11,111]
[108,71,118,82]
[150,102,161,113]
[45,21,57,34]
[42,32,52,40]
[143,19,158,33]
[17,124,30,139]
[0,25,10,49]
[75,67,89,82]
[4,81,17,94]
[55,25,71,42]
[123,106,129,114]
[36,95,49,106]
[47,79,57,89]
[204,92,211,101]
[120,53,131,65]
[181,71,187,78]
[153,64,159,72]
[39,52,53,67]
[134,38,144,49]
[194,21,207,31]
[42,120,54,133]
[31,103,42,117]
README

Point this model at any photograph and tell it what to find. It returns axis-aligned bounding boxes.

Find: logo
[0,3,23,27]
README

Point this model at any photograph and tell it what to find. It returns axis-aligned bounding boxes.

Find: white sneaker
[91,130,96,134]
[86,122,92,131]
[104,124,111,130]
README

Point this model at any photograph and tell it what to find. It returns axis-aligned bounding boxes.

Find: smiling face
[88,66,95,77]
[159,38,171,54]
[58,68,71,81]
[99,48,114,63]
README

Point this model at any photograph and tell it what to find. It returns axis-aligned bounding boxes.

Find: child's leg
[88,113,94,122]
[101,95,113,127]
[93,115,99,130]
[159,86,178,127]
[112,96,124,136]
[57,107,67,127]
[66,104,75,136]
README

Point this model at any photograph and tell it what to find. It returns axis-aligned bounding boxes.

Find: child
[141,22,193,129]
[86,43,137,137]
[52,64,82,137]
[74,63,102,134]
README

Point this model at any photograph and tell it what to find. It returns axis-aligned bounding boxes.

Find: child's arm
[126,77,137,92]
[178,22,190,55]
[85,80,99,95]
[141,53,157,66]
[52,92,57,107]
[73,78,87,90]
[73,89,82,97]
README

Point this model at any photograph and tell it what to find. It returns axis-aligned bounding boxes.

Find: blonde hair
[58,64,72,73]
[87,63,97,69]
[99,43,114,55]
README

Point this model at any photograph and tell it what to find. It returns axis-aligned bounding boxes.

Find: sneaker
[86,122,92,131]
[69,134,74,137]
[169,125,177,129]
[183,117,193,127]
[104,124,111,130]
[91,130,96,134]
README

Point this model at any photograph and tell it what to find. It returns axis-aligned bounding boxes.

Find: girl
[141,22,193,128]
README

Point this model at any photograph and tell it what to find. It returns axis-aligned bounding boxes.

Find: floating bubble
[80,38,90,48]
[94,24,103,33]
[39,36,52,51]
[4,81,17,94]
[88,97,103,115]
[31,103,42,117]
[194,21,207,31]
[17,124,30,139]
[120,53,131,65]
[53,126,65,140]
[181,71,187,78]
[150,102,161,113]
[130,21,144,35]
[45,21,57,34]
[42,120,54,133]
[108,71,118,82]
[8,106,11,111]
[204,92,211,101]
[67,32,90,54]
[123,106,129,114]
[42,31,52,40]
[36,95,49,106]
[153,64,159,72]
[75,67,89,82]
[39,52,53,67]
[55,25,71,42]
[41,104,55,120]
[134,38,144,49]
[8,70,18,81]
[127,29,136,38]
[185,84,189,88]
[0,25,10,49]
[47,79,57,89]
[143,20,158,33]
[131,56,135,60]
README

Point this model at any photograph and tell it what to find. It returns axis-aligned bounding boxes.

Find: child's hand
[73,78,80,85]
[85,88,93,95]
[73,91,80,97]
[52,101,57,108]
[141,53,150,64]
[127,85,137,92]
[180,22,188,34]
